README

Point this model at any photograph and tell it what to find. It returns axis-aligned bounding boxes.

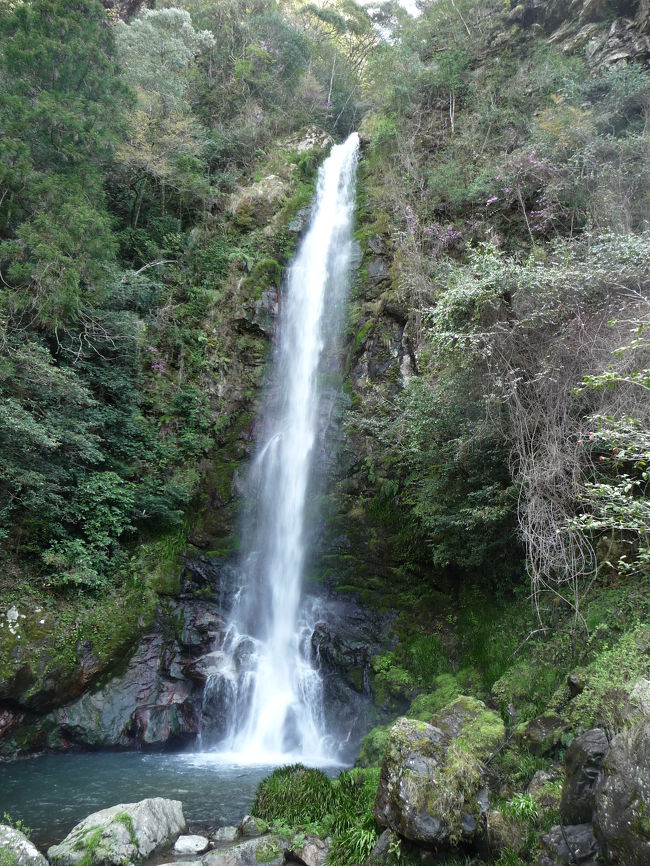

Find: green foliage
[252,765,381,866]
[502,793,539,825]
[252,765,335,826]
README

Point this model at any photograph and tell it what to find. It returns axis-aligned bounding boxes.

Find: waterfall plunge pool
[0,751,344,850]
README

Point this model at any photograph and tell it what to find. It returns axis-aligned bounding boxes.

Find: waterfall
[207,133,360,764]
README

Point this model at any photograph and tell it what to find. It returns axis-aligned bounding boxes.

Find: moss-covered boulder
[372,713,491,847]
[47,798,186,866]
[357,723,391,768]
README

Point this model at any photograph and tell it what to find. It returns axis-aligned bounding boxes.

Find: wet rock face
[47,798,186,866]
[538,824,599,866]
[0,825,48,866]
[46,600,230,750]
[594,722,650,865]
[560,728,609,824]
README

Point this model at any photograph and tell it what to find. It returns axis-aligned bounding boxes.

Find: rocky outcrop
[594,722,650,865]
[0,826,48,866]
[560,728,609,824]
[47,798,186,866]
[372,703,500,848]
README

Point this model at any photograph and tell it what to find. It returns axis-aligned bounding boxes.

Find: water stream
[205,133,360,764]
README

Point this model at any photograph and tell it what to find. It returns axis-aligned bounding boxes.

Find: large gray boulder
[47,798,186,866]
[560,728,609,824]
[0,825,48,866]
[373,699,503,847]
[594,722,650,865]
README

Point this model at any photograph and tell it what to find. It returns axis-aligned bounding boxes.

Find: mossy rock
[514,714,568,757]
[430,695,506,761]
[241,259,282,301]
[373,716,488,847]
[0,589,156,716]
[230,176,288,230]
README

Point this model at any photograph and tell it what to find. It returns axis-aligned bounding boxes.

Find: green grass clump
[252,765,381,866]
[252,765,334,825]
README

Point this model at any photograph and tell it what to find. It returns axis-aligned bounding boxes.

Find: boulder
[630,678,650,716]
[47,798,186,866]
[372,715,489,847]
[203,836,286,866]
[229,176,287,230]
[487,811,528,860]
[213,827,239,843]
[0,825,48,866]
[560,728,609,824]
[364,830,397,866]
[594,722,650,865]
[528,769,563,813]
[290,835,330,866]
[175,835,210,855]
[239,816,268,838]
[538,824,599,866]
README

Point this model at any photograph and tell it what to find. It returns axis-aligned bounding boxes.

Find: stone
[372,715,489,847]
[429,695,506,761]
[47,798,186,866]
[364,830,396,866]
[282,126,334,155]
[203,836,286,866]
[290,836,330,866]
[239,816,268,838]
[560,728,609,824]
[175,835,210,855]
[515,714,567,756]
[0,825,48,866]
[487,811,528,859]
[567,671,586,698]
[538,824,599,866]
[528,769,563,812]
[594,722,650,865]
[213,827,239,843]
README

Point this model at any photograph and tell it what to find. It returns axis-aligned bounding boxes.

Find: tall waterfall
[208,133,360,764]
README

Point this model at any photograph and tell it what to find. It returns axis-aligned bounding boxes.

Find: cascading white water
[206,133,360,764]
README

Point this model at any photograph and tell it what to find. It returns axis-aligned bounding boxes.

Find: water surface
[0,752,276,850]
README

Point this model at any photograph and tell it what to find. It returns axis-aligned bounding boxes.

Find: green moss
[556,624,650,730]
[431,695,505,761]
[356,724,391,767]
[114,812,138,848]
[255,841,281,863]
[241,258,282,301]
[75,827,104,866]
